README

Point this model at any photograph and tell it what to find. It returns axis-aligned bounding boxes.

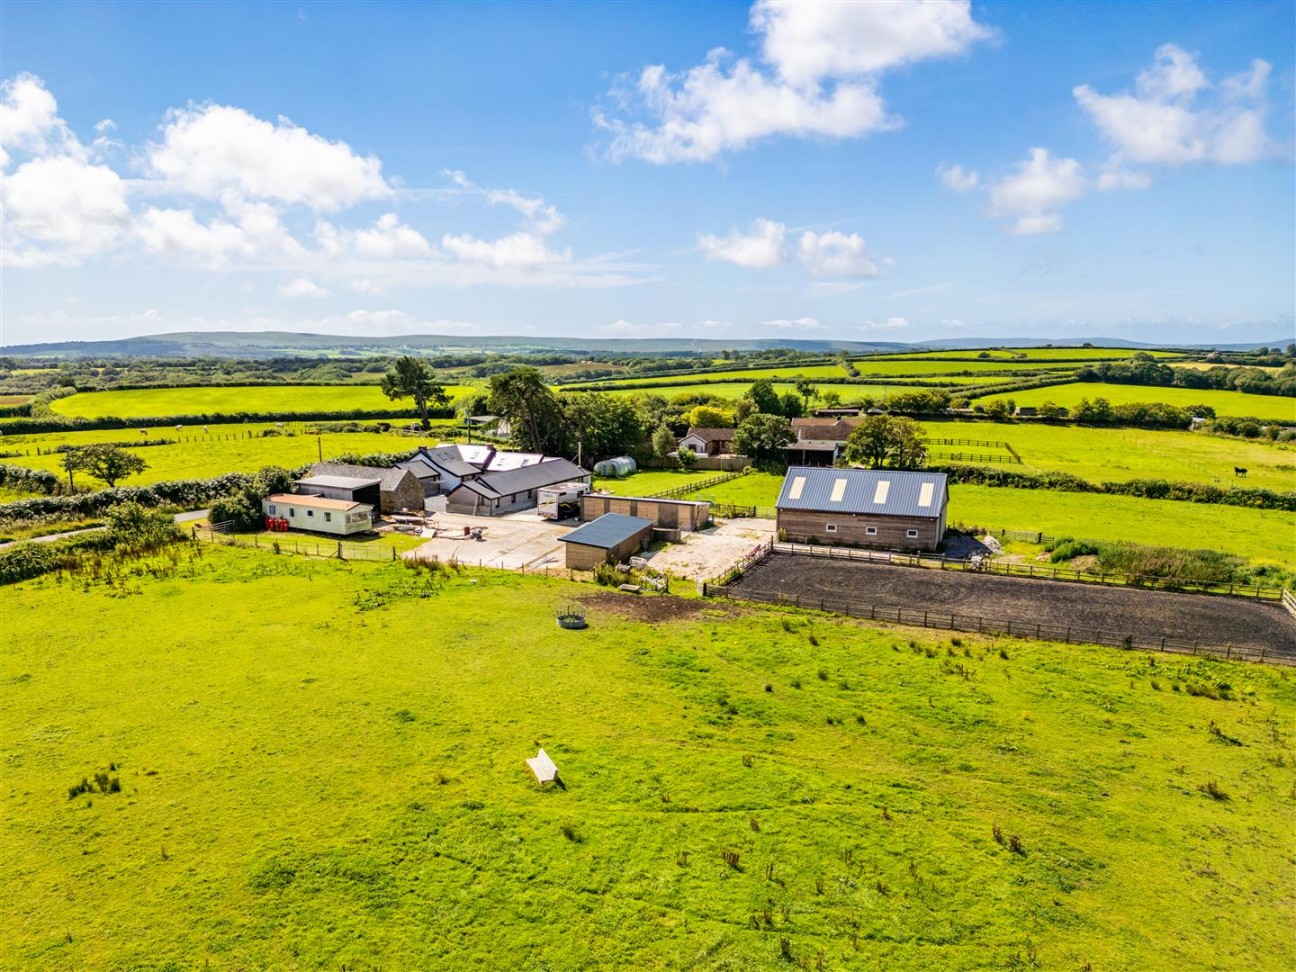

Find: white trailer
[537,481,591,520]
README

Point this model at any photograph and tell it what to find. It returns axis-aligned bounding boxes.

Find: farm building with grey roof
[775,466,949,551]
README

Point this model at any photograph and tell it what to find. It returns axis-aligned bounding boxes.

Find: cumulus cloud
[444,170,565,234]
[1073,44,1273,166]
[136,195,304,268]
[936,162,979,192]
[279,277,333,298]
[797,230,884,278]
[860,316,910,330]
[2,155,129,265]
[987,148,1087,235]
[697,218,787,268]
[0,73,83,168]
[598,0,992,163]
[147,104,391,209]
[441,231,569,269]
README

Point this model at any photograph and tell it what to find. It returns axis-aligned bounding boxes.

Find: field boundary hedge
[0,472,260,523]
[0,406,445,435]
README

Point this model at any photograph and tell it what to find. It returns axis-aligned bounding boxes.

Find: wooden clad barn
[776,467,949,551]
[262,494,373,536]
[579,494,710,535]
[557,513,655,570]
[308,462,423,513]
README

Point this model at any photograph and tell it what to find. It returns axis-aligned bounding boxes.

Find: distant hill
[0,330,1287,359]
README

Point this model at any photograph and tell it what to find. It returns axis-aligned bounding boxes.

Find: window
[917,482,935,508]
[906,529,919,538]
[267,505,276,515]
[289,508,295,517]
[865,526,877,536]
[788,475,806,500]
[825,523,837,533]
[829,478,848,502]
[307,509,314,517]
[324,512,332,522]
[872,480,891,504]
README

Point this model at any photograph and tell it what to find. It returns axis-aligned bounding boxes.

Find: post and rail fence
[193,524,403,561]
[700,584,1287,666]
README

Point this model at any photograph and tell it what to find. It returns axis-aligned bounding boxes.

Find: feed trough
[556,603,588,630]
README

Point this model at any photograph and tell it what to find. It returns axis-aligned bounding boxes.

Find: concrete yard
[406,511,571,571]
[641,517,776,580]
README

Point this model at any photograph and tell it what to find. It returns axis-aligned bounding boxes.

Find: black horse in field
[1234,467,1248,477]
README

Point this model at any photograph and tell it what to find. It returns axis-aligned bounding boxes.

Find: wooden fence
[1283,589,1296,620]
[767,541,1283,601]
[703,585,1288,665]
[647,470,746,500]
[927,450,1021,465]
[707,538,774,587]
[193,525,403,561]
[637,455,752,472]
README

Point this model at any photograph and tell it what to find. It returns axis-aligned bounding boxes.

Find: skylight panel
[789,475,806,500]
[918,482,935,508]
[873,480,890,505]
[830,478,848,502]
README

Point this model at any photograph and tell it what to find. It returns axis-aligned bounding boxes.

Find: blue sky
[1,0,1292,347]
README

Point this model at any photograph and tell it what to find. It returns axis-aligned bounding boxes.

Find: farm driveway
[729,554,1296,654]
[406,511,570,570]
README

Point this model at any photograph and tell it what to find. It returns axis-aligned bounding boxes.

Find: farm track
[728,554,1296,655]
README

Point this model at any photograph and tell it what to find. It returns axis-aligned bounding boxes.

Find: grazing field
[598,382,941,402]
[581,361,1065,389]
[592,468,721,496]
[977,383,1296,421]
[0,422,440,485]
[919,420,1296,491]
[950,486,1296,569]
[3,545,1293,970]
[49,384,478,419]
[694,471,786,508]
[862,348,1182,361]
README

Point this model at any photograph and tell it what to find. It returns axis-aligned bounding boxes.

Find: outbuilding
[678,427,735,456]
[293,474,382,511]
[444,458,591,516]
[308,462,423,513]
[262,494,374,536]
[775,466,949,551]
[557,513,655,570]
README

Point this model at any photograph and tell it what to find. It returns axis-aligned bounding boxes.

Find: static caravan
[263,494,374,536]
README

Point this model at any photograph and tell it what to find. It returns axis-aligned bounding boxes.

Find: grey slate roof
[558,513,654,548]
[455,458,589,498]
[776,466,948,518]
[398,446,480,479]
[295,474,382,490]
[309,462,415,492]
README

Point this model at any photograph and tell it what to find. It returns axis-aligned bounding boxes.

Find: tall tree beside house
[381,356,450,431]
[747,379,782,416]
[795,379,817,412]
[557,392,645,461]
[779,392,804,419]
[64,443,148,488]
[685,404,732,428]
[843,415,928,470]
[732,413,794,471]
[651,424,677,460]
[489,366,563,454]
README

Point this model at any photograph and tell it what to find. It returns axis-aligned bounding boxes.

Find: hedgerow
[0,406,453,436]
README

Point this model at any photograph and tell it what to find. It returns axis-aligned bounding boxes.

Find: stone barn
[307,462,423,513]
[775,466,949,551]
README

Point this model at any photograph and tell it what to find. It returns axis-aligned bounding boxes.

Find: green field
[3,545,1292,970]
[949,485,1296,569]
[592,468,721,496]
[49,384,479,419]
[599,382,946,403]
[0,422,444,486]
[582,361,1066,390]
[919,420,1296,492]
[862,348,1182,362]
[694,471,786,508]
[977,383,1296,421]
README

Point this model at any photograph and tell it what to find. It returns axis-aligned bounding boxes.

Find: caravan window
[324,512,332,522]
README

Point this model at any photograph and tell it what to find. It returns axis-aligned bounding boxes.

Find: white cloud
[135,196,304,268]
[697,218,787,268]
[860,316,910,330]
[988,148,1087,235]
[797,230,884,278]
[441,231,569,269]
[599,0,991,163]
[936,162,979,192]
[2,155,129,265]
[762,316,822,329]
[444,170,565,234]
[1073,44,1273,166]
[0,73,83,168]
[279,277,333,298]
[147,104,391,209]
[348,213,434,259]
[754,0,994,85]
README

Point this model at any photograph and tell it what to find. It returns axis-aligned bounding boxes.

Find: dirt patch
[727,553,1296,655]
[579,590,739,623]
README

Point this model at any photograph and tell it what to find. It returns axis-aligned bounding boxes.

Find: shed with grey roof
[308,462,423,513]
[557,513,655,570]
[444,458,592,516]
[776,466,949,551]
[293,474,382,511]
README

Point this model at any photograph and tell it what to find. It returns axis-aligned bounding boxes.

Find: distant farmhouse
[776,466,949,551]
[678,427,735,456]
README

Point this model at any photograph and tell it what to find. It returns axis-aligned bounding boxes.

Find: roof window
[788,475,806,500]
[829,478,848,502]
[918,482,935,508]
[872,480,890,504]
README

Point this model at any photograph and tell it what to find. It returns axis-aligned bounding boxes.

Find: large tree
[732,413,794,471]
[843,415,928,470]
[489,366,563,453]
[795,379,817,412]
[381,356,450,431]
[747,379,782,416]
[66,443,149,488]
[557,392,645,462]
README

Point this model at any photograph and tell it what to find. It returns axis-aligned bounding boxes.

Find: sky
[1,0,1293,348]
